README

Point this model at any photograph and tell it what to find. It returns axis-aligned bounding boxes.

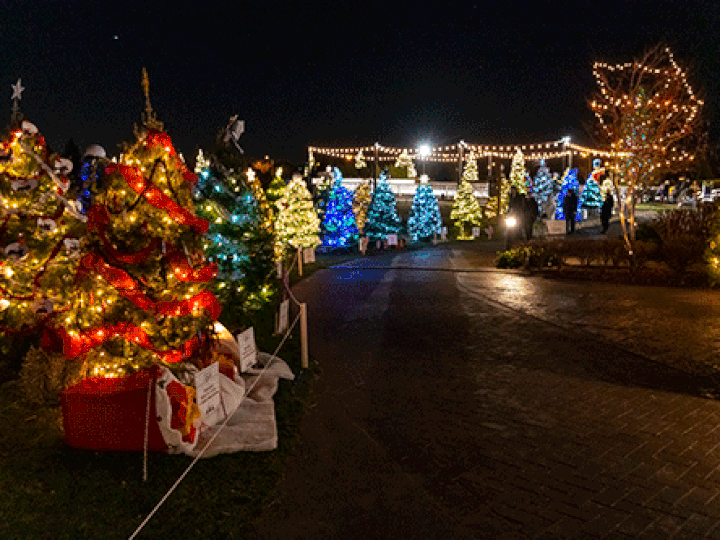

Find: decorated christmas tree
[352,182,372,234]
[533,159,555,212]
[58,77,221,378]
[355,150,367,171]
[321,168,357,247]
[485,174,509,219]
[194,152,277,319]
[463,150,479,183]
[0,121,86,346]
[314,168,333,223]
[394,150,417,179]
[451,179,483,239]
[509,149,527,193]
[580,175,603,209]
[554,168,583,221]
[408,182,442,241]
[266,167,287,215]
[275,175,321,251]
[364,171,401,241]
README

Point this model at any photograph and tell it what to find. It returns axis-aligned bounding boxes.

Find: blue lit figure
[76,145,107,212]
[554,168,583,221]
[407,183,441,242]
[321,173,358,246]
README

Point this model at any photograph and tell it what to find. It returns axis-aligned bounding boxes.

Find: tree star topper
[11,79,24,101]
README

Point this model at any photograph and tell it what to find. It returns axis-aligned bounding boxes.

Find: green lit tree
[275,176,321,251]
[509,149,527,193]
[451,180,483,239]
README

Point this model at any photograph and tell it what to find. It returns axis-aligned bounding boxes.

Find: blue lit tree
[580,175,603,209]
[408,182,442,241]
[533,159,555,214]
[364,171,402,241]
[321,167,358,246]
[554,168,583,221]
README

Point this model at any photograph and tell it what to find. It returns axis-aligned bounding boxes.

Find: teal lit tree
[194,155,277,322]
[321,168,358,247]
[580,174,602,208]
[314,168,333,223]
[533,159,555,211]
[364,171,401,241]
[554,168,582,221]
[407,182,442,241]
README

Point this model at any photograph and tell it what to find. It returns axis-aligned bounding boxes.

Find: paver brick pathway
[254,245,720,539]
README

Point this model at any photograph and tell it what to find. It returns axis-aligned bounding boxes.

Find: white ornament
[4,242,28,260]
[54,157,73,175]
[0,298,9,311]
[11,79,24,101]
[37,218,58,233]
[63,238,81,259]
[11,177,38,192]
[83,144,106,159]
[21,120,38,134]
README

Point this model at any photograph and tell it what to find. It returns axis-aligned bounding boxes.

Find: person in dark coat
[507,186,525,242]
[563,188,579,234]
[600,192,614,234]
[524,193,539,240]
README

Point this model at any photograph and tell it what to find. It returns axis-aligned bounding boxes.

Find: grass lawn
[0,301,314,539]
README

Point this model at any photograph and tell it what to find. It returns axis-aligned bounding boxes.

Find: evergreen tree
[407,183,442,241]
[0,121,86,336]
[321,168,357,247]
[485,174,509,219]
[194,155,277,321]
[394,150,417,178]
[533,159,555,211]
[314,169,333,223]
[555,168,583,221]
[463,150,479,183]
[352,182,372,234]
[581,175,603,208]
[275,176,321,250]
[355,150,367,171]
[60,123,222,378]
[364,171,402,241]
[451,180,483,239]
[266,167,287,215]
[509,149,527,193]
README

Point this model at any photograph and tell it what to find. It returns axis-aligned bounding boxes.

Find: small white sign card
[277,299,290,334]
[441,227,448,241]
[386,234,398,246]
[472,227,481,238]
[276,261,283,278]
[194,362,222,426]
[236,327,257,372]
[303,247,316,264]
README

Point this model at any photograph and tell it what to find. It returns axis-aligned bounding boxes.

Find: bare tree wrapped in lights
[590,46,704,259]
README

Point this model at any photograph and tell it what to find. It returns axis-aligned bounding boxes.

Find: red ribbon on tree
[143,130,199,186]
[105,164,209,234]
[87,205,163,264]
[57,321,207,363]
[166,248,218,282]
[77,252,221,320]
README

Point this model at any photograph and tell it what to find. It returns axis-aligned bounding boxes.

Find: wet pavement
[253,244,720,539]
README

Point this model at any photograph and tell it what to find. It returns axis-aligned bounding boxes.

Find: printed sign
[276,261,283,278]
[472,227,481,238]
[386,234,398,246]
[440,227,448,241]
[236,327,257,372]
[303,247,316,264]
[194,362,222,426]
[277,299,290,334]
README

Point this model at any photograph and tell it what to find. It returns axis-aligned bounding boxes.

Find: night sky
[3,0,719,165]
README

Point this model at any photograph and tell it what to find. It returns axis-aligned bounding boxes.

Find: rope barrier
[128,310,303,539]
